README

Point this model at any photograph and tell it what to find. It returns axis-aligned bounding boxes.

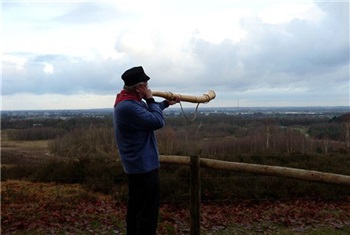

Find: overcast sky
[2,0,349,110]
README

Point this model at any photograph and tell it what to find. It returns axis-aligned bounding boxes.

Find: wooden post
[190,155,201,235]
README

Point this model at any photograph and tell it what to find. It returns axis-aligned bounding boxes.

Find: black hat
[121,66,150,86]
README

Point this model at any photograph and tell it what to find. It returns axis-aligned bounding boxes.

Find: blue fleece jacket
[113,98,168,174]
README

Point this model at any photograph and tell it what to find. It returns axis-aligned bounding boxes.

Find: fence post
[190,155,201,235]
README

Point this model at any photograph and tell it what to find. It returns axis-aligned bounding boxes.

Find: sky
[1,0,349,110]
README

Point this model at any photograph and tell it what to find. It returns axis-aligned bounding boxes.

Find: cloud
[2,53,123,95]
[2,1,349,110]
[188,2,349,95]
[53,2,122,24]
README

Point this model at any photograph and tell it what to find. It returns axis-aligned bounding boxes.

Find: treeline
[1,116,113,131]
[156,113,350,156]
[2,113,350,156]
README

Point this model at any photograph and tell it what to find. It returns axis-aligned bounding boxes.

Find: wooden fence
[160,155,350,235]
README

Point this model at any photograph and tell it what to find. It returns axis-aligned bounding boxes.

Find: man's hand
[144,88,153,99]
[167,96,180,106]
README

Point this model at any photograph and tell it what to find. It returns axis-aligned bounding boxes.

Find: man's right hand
[144,88,153,99]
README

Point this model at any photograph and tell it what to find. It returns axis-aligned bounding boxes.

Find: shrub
[7,127,65,140]
[2,156,126,195]
[48,127,117,158]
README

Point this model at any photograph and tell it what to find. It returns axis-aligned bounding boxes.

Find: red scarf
[114,90,141,107]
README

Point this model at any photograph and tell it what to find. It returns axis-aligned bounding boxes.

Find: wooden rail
[160,155,350,186]
[159,155,350,235]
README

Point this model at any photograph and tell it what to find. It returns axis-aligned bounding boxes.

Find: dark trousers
[126,169,160,235]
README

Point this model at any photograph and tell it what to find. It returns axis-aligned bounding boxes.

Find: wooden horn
[152,90,216,103]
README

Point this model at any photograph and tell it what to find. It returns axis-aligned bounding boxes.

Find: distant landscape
[2,105,349,119]
[1,105,350,234]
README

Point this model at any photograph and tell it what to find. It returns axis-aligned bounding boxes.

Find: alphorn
[152,90,216,103]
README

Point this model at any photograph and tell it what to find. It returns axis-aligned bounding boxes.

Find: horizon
[2,105,349,113]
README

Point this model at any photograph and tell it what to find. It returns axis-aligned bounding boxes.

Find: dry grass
[1,130,61,168]
[1,130,49,153]
[1,180,108,204]
[1,139,48,150]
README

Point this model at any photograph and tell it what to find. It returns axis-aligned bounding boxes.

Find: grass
[1,180,101,204]
[1,131,52,168]
[1,130,48,149]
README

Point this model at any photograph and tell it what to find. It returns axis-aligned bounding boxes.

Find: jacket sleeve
[118,100,165,131]
[158,100,169,110]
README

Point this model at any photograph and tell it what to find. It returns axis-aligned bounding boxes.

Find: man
[113,66,178,235]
